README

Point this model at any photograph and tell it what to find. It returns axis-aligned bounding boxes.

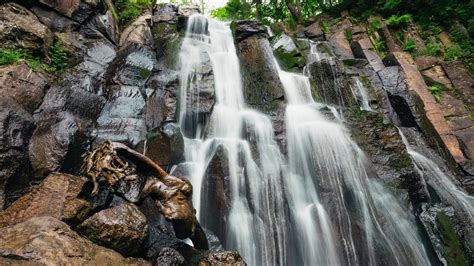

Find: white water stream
[177,14,432,265]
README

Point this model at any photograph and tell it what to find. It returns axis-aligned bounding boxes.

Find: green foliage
[403,39,416,53]
[368,18,381,35]
[0,49,23,65]
[344,28,353,42]
[116,0,152,25]
[428,84,443,102]
[386,14,411,27]
[444,44,462,61]
[0,49,42,71]
[48,41,69,72]
[417,39,443,57]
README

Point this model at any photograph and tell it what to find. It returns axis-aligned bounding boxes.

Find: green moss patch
[436,212,467,266]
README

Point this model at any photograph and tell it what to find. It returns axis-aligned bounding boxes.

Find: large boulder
[0,63,49,113]
[0,216,149,265]
[76,202,149,256]
[0,172,92,228]
[120,14,153,48]
[38,0,102,23]
[233,21,285,113]
[0,3,53,55]
[139,123,184,168]
[0,99,34,209]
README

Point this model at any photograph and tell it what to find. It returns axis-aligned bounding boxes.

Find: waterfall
[177,14,430,265]
[178,14,288,265]
[277,62,430,265]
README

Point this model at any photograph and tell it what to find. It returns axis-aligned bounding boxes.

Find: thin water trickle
[399,128,474,223]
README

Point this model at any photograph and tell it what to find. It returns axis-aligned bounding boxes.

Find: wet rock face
[307,58,356,107]
[29,41,116,177]
[231,20,268,41]
[345,110,428,203]
[38,0,102,23]
[200,144,232,244]
[234,24,285,113]
[0,172,92,228]
[271,33,306,71]
[140,123,184,168]
[93,43,157,147]
[76,202,149,256]
[0,99,34,210]
[0,216,150,265]
[0,3,54,55]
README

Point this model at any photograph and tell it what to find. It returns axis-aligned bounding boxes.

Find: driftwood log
[82,140,209,250]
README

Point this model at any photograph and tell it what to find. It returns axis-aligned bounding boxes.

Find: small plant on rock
[428,84,443,102]
[0,49,22,65]
[386,14,412,27]
[48,41,69,72]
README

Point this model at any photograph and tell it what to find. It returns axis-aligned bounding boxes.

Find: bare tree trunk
[285,0,301,23]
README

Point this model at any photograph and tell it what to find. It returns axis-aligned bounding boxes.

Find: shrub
[444,44,462,62]
[116,0,152,25]
[428,85,443,102]
[403,39,416,53]
[386,14,411,27]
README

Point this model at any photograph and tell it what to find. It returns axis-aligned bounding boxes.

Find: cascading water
[352,77,373,111]
[177,13,431,265]
[277,63,430,265]
[178,15,288,265]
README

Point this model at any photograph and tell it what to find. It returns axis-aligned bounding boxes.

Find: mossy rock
[436,212,468,265]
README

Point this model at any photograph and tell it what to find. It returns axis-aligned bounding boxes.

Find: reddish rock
[415,56,441,71]
[39,0,101,23]
[390,52,474,175]
[0,172,92,228]
[304,22,324,39]
[0,216,150,265]
[329,31,354,59]
[421,65,453,90]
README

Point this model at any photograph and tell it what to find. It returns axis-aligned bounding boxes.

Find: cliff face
[0,1,472,265]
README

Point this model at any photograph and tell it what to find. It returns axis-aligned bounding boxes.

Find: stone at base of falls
[199,251,246,266]
[76,202,149,256]
[0,172,93,228]
[0,216,150,265]
[139,123,184,168]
